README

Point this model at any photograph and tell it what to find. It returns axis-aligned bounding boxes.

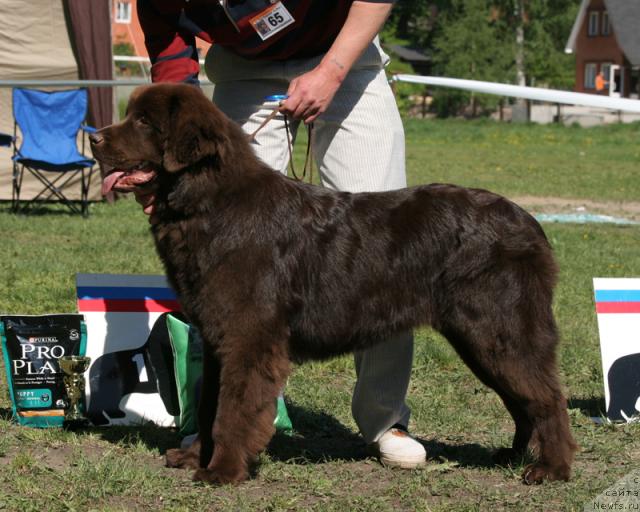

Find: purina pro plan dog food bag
[0,314,87,427]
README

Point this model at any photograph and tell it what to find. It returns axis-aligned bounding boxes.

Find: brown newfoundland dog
[90,83,577,485]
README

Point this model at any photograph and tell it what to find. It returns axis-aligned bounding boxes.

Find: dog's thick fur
[91,84,577,485]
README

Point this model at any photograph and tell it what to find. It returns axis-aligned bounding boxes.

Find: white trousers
[205,39,413,443]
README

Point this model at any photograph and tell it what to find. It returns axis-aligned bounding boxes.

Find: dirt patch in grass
[513,196,640,221]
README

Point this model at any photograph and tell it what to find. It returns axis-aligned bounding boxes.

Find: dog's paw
[192,467,248,485]
[522,463,571,485]
[165,448,201,470]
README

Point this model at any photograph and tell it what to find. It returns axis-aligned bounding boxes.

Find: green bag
[165,313,203,436]
[163,313,292,436]
[275,394,293,432]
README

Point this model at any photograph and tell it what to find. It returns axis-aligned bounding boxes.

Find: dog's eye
[137,116,150,126]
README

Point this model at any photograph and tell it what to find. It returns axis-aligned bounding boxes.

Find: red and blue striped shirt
[138,0,395,84]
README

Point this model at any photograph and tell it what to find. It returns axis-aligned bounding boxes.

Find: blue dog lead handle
[264,94,289,102]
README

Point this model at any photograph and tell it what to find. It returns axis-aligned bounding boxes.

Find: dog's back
[282,181,556,359]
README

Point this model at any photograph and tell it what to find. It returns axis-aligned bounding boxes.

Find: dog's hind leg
[510,348,578,484]
[489,362,575,485]
[166,343,221,471]
[492,395,533,465]
[439,326,533,462]
[440,303,576,484]
[192,323,291,485]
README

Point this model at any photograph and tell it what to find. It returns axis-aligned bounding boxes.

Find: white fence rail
[393,74,640,114]
[1,73,638,114]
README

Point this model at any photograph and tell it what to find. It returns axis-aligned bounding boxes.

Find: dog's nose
[89,133,104,145]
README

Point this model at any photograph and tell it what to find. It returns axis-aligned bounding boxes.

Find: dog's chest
[153,222,204,287]
[156,216,226,273]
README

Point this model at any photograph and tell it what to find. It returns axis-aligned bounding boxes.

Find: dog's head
[91,83,233,197]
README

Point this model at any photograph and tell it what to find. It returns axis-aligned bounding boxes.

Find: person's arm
[280,1,394,123]
[134,1,200,218]
[138,0,200,84]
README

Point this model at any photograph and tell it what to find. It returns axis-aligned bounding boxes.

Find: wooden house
[565,0,640,98]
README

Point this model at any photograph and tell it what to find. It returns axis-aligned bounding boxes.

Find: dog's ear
[162,94,228,172]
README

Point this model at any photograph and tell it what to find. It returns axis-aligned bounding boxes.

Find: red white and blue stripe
[594,289,640,314]
[76,274,181,313]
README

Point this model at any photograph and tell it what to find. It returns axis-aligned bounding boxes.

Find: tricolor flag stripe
[594,290,640,303]
[76,286,177,301]
[77,298,181,313]
[595,302,640,314]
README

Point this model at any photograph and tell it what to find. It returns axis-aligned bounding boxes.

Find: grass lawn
[0,119,639,511]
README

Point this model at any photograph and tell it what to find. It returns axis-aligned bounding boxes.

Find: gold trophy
[59,355,91,427]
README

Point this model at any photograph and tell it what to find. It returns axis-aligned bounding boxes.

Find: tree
[387,0,446,49]
[457,0,580,89]
[384,0,581,116]
[520,0,580,89]
[431,0,514,115]
[113,41,139,76]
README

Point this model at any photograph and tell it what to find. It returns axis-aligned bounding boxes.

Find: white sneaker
[371,426,427,469]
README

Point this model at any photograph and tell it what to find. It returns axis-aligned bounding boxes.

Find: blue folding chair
[12,88,96,216]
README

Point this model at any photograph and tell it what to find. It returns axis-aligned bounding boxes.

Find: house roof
[565,0,640,67]
[604,0,640,66]
[565,0,589,55]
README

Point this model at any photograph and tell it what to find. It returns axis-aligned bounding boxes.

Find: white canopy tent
[0,0,100,201]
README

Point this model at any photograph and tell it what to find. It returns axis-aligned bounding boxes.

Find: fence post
[421,90,428,118]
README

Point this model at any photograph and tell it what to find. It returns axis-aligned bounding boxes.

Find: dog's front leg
[192,325,291,485]
[166,344,221,470]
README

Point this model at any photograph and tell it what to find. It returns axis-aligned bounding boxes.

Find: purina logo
[27,336,59,344]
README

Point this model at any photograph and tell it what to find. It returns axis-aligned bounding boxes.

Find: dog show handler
[137,0,426,468]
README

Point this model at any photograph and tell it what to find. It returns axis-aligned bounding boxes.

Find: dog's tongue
[102,171,126,196]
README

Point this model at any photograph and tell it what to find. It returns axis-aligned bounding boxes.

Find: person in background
[137,0,426,469]
[595,70,609,93]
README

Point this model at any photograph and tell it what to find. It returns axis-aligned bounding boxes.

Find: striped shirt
[138,0,395,84]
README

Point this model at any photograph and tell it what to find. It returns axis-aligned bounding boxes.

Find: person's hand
[280,62,344,124]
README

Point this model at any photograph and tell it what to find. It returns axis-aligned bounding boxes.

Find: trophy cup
[59,355,91,428]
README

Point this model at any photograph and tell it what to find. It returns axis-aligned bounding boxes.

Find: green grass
[0,119,639,511]
[296,118,640,202]
[404,118,640,200]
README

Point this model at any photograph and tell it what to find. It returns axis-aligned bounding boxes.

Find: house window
[116,1,132,23]
[602,11,610,35]
[584,63,597,89]
[630,67,639,99]
[588,11,599,36]
[601,63,612,82]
